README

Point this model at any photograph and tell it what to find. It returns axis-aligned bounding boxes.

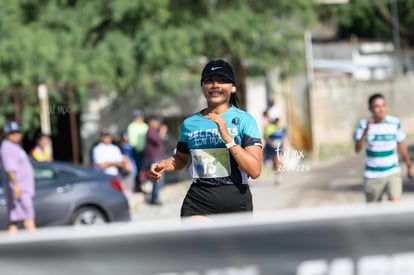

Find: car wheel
[70,206,107,226]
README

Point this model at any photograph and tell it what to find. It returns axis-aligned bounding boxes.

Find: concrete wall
[310,75,414,148]
[245,77,267,137]
[253,72,414,158]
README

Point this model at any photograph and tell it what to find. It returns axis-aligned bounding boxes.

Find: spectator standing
[0,121,36,232]
[127,109,149,193]
[31,133,52,162]
[355,93,414,202]
[264,115,288,185]
[262,110,269,132]
[143,116,168,205]
[118,131,137,193]
[93,129,128,177]
[267,103,280,125]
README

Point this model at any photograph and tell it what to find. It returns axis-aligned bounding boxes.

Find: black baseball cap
[200,59,236,85]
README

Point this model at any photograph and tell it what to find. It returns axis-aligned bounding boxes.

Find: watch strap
[225,139,237,149]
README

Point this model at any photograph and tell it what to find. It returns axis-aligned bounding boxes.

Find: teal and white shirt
[355,115,406,179]
[176,105,263,185]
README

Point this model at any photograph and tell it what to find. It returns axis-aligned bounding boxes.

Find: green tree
[0,0,318,130]
[317,0,414,46]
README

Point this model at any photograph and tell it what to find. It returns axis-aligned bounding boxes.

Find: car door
[0,160,9,230]
[33,165,77,227]
[0,185,9,230]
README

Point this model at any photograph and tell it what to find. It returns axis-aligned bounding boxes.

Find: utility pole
[304,30,319,161]
[38,84,53,159]
[68,85,79,164]
[38,84,51,135]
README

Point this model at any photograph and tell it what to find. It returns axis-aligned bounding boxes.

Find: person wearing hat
[150,59,263,218]
[127,109,149,193]
[0,121,36,232]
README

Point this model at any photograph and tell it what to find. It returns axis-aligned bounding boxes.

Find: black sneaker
[133,185,144,193]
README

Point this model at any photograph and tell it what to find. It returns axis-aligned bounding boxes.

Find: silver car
[0,160,131,230]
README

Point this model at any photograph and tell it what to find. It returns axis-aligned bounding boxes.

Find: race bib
[191,148,231,178]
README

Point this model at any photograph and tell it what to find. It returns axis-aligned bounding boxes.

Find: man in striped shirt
[355,93,414,202]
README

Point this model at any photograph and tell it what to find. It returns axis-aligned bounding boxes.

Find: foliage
[316,0,414,46]
[0,0,319,133]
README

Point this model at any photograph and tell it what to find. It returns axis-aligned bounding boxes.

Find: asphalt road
[128,142,414,222]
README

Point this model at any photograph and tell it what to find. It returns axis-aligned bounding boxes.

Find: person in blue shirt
[150,59,263,218]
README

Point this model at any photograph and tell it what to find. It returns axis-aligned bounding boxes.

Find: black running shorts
[180,182,253,217]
